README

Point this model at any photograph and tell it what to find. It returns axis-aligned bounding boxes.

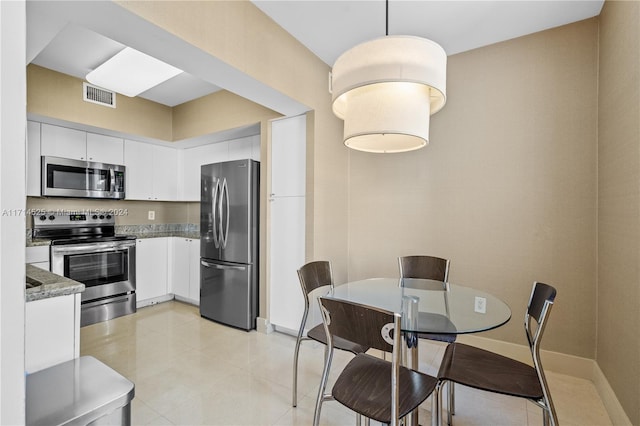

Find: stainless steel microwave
[42,156,125,199]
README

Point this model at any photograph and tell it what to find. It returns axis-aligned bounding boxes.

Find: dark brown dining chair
[435,282,558,426]
[292,261,369,407]
[314,296,438,426]
[398,255,455,344]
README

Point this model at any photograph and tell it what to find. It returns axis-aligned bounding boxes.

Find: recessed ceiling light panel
[86,47,182,97]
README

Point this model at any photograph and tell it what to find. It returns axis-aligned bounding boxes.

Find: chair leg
[432,381,443,426]
[313,345,334,426]
[292,336,302,407]
[448,381,455,416]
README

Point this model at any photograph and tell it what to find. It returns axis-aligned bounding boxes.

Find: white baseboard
[136,294,174,309]
[257,317,274,334]
[592,362,633,426]
[173,294,199,306]
[456,335,631,425]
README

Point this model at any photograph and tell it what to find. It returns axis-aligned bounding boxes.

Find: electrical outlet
[148,210,155,220]
[474,296,487,314]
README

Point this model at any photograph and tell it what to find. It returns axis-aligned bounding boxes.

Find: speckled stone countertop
[26,264,85,302]
[26,223,199,247]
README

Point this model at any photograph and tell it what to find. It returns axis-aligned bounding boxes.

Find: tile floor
[81,301,612,426]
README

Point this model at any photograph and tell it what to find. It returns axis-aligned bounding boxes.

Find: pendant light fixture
[330,0,447,153]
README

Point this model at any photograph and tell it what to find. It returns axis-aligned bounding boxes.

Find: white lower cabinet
[136,238,171,307]
[26,294,80,374]
[170,237,200,305]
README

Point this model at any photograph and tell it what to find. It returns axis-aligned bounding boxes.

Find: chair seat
[332,353,437,424]
[438,343,543,399]
[307,323,369,354]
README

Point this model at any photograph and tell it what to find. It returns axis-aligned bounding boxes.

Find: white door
[152,145,178,201]
[41,124,86,160]
[124,140,153,200]
[136,238,169,302]
[268,115,306,333]
[188,239,201,303]
[86,133,124,164]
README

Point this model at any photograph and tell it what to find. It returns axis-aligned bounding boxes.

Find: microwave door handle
[110,168,115,193]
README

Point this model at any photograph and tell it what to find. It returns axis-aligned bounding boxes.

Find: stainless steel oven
[33,211,136,326]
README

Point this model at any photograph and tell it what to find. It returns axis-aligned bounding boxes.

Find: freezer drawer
[200,259,257,330]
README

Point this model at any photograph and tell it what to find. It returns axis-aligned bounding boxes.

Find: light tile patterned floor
[81,301,612,426]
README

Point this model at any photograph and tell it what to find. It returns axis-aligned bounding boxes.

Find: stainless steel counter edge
[26,264,85,302]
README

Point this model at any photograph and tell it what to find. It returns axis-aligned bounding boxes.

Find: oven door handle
[51,242,135,254]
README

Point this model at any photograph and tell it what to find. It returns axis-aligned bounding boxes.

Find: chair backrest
[398,255,450,282]
[525,281,556,348]
[318,297,400,354]
[319,296,404,424]
[297,261,334,297]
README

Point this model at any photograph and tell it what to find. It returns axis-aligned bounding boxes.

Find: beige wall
[347,19,599,358]
[27,64,173,141]
[172,90,280,140]
[117,1,350,285]
[597,1,640,424]
[28,64,279,143]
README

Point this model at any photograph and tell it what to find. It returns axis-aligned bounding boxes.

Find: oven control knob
[99,215,105,219]
[39,215,46,221]
[48,215,55,221]
[92,215,98,220]
[106,214,112,219]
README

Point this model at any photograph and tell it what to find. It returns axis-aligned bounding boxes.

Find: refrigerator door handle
[200,260,247,271]
[212,179,220,248]
[221,178,230,249]
[217,178,224,248]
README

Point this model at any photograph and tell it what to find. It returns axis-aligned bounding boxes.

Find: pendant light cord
[385,0,389,36]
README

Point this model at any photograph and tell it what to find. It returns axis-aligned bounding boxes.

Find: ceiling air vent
[83,82,116,108]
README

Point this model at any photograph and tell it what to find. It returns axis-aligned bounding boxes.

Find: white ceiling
[28,1,604,110]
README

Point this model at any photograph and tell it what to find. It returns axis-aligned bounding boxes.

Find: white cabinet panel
[26,121,41,196]
[124,139,153,200]
[125,140,178,201]
[188,239,200,303]
[171,238,190,299]
[136,238,169,304]
[271,115,306,197]
[86,133,124,164]
[228,137,253,161]
[180,142,229,201]
[170,237,200,305]
[41,124,86,160]
[25,294,80,373]
[269,196,305,332]
[152,145,179,201]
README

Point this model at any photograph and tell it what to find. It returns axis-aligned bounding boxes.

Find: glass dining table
[323,277,512,426]
[327,277,512,336]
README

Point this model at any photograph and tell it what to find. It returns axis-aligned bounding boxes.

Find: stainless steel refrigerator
[200,159,259,330]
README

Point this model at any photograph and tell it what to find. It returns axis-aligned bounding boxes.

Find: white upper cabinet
[180,141,228,201]
[41,123,124,165]
[153,144,179,201]
[86,133,124,164]
[41,124,86,160]
[271,116,305,196]
[179,135,260,202]
[26,121,41,197]
[124,140,178,201]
